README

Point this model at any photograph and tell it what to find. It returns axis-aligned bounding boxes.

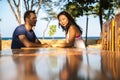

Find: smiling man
[11,10,48,49]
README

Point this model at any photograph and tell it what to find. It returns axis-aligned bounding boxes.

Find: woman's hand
[51,43,66,48]
[51,44,59,48]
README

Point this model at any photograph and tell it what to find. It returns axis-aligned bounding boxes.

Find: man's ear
[25,18,29,21]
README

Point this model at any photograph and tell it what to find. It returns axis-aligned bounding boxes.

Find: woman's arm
[51,25,76,48]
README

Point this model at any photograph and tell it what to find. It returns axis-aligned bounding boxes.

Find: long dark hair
[57,11,82,34]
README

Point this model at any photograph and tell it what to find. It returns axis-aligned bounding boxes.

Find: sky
[0,0,101,38]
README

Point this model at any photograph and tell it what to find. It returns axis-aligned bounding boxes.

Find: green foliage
[64,2,83,18]
[75,0,96,4]
[41,0,66,20]
[63,0,120,32]
[65,0,120,23]
[48,25,56,36]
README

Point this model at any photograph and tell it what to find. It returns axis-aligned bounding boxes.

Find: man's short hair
[24,10,36,22]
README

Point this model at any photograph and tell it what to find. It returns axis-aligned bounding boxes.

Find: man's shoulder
[14,24,26,33]
[16,24,24,28]
[15,24,25,30]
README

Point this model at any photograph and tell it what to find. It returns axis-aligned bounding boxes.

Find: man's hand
[41,43,51,48]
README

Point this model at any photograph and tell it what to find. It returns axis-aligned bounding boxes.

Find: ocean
[1,37,100,40]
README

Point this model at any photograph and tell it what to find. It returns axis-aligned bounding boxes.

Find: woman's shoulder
[69,25,77,31]
[69,24,82,35]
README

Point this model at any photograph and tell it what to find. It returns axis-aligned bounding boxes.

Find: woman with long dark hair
[52,11,85,48]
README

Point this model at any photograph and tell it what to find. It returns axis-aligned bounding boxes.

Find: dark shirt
[11,24,37,49]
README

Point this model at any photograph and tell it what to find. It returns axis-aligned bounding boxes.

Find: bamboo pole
[111,19,115,52]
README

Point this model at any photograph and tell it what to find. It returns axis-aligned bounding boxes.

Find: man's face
[28,13,37,27]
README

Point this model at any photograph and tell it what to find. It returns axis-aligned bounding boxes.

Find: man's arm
[35,38,41,44]
[18,35,42,48]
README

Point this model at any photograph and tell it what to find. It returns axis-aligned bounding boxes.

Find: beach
[1,39,102,50]
[1,39,62,50]
[1,39,50,50]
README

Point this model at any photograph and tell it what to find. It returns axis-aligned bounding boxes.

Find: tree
[40,0,67,39]
[64,2,83,18]
[94,0,119,31]
[41,15,57,39]
[40,5,58,39]
[64,0,120,32]
[48,25,56,39]
[7,0,42,24]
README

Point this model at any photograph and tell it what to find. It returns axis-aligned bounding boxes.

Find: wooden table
[0,48,120,80]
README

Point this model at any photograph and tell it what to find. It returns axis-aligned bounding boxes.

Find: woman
[52,11,85,48]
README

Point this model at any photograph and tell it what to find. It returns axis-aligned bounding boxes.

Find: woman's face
[59,15,69,28]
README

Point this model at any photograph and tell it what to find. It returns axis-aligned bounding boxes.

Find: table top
[0,48,120,80]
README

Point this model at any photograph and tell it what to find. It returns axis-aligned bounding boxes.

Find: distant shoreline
[1,37,101,50]
[1,36,100,40]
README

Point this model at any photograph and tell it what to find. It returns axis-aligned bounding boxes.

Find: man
[11,10,48,49]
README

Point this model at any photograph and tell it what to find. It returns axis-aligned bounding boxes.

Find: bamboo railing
[0,34,1,50]
[102,13,120,52]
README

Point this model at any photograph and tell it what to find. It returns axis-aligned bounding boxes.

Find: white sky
[0,0,101,38]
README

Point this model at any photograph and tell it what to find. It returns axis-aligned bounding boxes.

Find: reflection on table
[0,48,120,80]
